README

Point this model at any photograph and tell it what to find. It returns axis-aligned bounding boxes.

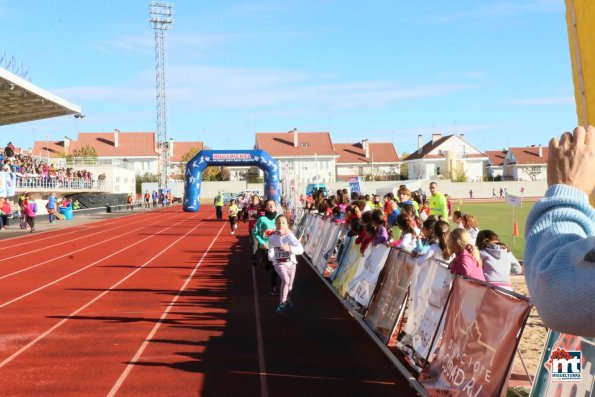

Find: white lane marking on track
[0,210,150,249]
[0,213,208,370]
[0,214,202,307]
[106,221,226,397]
[0,212,159,264]
[252,263,269,397]
[0,215,167,281]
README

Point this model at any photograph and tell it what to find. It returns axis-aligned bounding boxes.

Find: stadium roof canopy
[0,67,82,126]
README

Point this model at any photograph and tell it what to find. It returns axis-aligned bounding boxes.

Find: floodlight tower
[149,2,174,191]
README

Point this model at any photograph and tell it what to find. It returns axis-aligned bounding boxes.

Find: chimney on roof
[361,139,369,158]
[114,129,120,148]
[64,136,70,155]
[291,128,298,147]
[432,133,442,143]
[418,134,423,154]
[460,133,465,141]
[538,144,543,157]
[169,138,174,159]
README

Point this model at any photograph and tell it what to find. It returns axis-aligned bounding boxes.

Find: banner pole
[516,349,534,387]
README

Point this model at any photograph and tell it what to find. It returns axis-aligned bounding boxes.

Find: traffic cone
[513,220,519,237]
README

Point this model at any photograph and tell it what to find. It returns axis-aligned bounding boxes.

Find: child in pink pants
[268,215,304,313]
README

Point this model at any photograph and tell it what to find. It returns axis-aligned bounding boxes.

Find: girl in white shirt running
[267,215,304,313]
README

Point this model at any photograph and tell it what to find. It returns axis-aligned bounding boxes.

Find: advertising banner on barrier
[311,220,333,268]
[329,235,354,282]
[332,243,369,297]
[0,172,17,197]
[348,176,362,196]
[530,330,595,397]
[398,257,454,368]
[314,222,344,274]
[420,277,531,397]
[346,244,391,307]
[365,249,414,343]
[304,216,324,258]
[312,221,336,272]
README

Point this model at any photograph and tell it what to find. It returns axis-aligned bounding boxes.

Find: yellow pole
[565,0,595,205]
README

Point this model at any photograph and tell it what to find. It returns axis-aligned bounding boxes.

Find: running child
[228,199,239,235]
[268,215,304,313]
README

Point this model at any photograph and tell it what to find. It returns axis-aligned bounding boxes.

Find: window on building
[436,166,441,175]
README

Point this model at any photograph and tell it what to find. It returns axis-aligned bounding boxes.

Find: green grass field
[452,201,534,260]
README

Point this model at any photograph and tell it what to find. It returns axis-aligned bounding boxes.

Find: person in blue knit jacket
[525,125,595,337]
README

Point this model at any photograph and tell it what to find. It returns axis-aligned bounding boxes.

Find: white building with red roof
[32,130,203,178]
[255,129,339,184]
[334,140,400,181]
[502,145,548,181]
[404,133,488,182]
[485,150,507,180]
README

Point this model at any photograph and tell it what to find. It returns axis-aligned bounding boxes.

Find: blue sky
[0,0,578,155]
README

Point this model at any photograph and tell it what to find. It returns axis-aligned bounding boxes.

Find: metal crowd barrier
[293,210,533,397]
[15,176,103,190]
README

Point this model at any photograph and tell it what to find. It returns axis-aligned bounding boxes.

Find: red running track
[0,206,419,396]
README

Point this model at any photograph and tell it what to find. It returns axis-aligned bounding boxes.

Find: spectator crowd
[2,142,99,189]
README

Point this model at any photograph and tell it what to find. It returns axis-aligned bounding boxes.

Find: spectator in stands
[476,230,522,291]
[418,200,430,221]
[525,126,595,336]
[394,213,415,250]
[412,217,438,257]
[462,213,479,244]
[448,228,485,281]
[452,210,464,229]
[4,142,15,159]
[370,209,390,246]
[416,220,453,266]
[428,182,448,220]
[371,195,382,210]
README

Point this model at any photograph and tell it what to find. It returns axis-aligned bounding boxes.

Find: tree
[135,172,159,194]
[400,152,409,179]
[245,166,262,183]
[220,167,231,181]
[68,144,97,159]
[178,147,202,176]
[202,166,220,181]
[449,165,468,182]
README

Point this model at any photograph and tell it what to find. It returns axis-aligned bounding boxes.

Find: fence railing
[15,175,104,190]
[292,209,533,397]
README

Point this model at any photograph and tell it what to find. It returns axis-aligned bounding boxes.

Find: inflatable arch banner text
[183,150,280,212]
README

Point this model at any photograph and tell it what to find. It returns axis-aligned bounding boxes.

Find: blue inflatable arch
[183,149,280,212]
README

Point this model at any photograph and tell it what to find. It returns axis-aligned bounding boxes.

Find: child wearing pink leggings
[267,215,304,313]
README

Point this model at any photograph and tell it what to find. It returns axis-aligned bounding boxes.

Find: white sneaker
[234,224,238,229]
[231,231,235,235]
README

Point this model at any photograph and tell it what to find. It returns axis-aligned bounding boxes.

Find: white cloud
[508,96,574,106]
[53,64,472,114]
